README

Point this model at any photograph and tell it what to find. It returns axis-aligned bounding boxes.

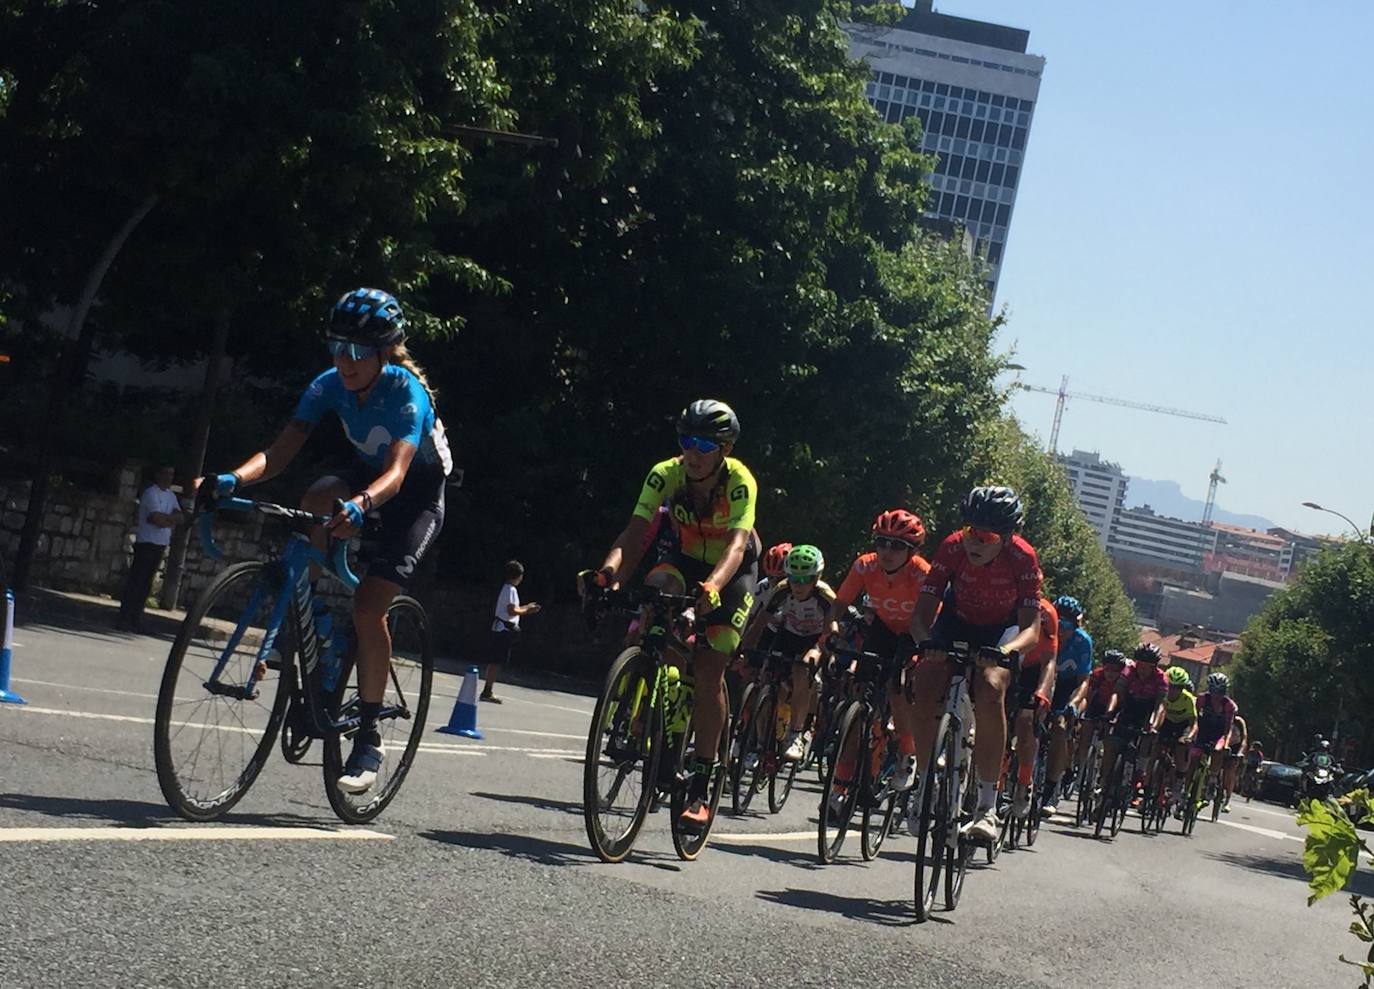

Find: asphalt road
[0,604,1361,988]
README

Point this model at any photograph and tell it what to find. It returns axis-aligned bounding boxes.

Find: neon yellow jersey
[632,456,758,565]
[1162,688,1197,724]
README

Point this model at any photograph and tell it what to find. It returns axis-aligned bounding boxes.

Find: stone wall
[0,464,279,608]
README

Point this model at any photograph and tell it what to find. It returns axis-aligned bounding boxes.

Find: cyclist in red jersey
[1099,642,1168,799]
[908,486,1043,842]
[823,510,930,807]
[1006,597,1058,818]
[1063,649,1130,802]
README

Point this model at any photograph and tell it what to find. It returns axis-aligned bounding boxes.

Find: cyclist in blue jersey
[195,288,451,794]
[1039,594,1093,816]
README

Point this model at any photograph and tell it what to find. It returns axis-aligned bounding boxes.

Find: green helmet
[784,544,824,581]
[1166,666,1190,688]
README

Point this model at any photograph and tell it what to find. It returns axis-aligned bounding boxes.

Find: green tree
[1232,541,1374,762]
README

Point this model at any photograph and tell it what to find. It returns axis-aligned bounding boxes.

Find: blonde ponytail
[389,343,438,404]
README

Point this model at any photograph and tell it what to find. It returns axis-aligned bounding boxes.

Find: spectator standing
[481,560,540,703]
[117,465,184,632]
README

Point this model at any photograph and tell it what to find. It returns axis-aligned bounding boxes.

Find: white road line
[1216,819,1301,842]
[0,826,392,843]
[10,705,165,728]
[465,726,585,741]
[1235,803,1297,821]
[713,830,817,844]
[13,677,160,701]
[529,753,582,761]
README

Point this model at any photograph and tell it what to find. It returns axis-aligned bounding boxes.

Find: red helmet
[872,509,926,547]
[763,542,793,578]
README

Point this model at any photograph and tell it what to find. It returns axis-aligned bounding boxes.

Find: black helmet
[1133,642,1162,664]
[960,485,1023,534]
[1103,648,1126,666]
[329,288,407,345]
[677,399,740,444]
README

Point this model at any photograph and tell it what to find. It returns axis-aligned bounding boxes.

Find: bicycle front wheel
[154,561,292,821]
[913,713,952,922]
[583,648,662,863]
[323,595,434,824]
[817,701,864,864]
[669,686,732,862]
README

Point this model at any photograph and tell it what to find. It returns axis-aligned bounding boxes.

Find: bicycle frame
[195,497,408,739]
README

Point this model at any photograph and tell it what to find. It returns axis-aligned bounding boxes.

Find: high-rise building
[1107,506,1214,572]
[1057,450,1128,549]
[846,1,1045,298]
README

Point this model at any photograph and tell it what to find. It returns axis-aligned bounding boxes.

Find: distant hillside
[1125,477,1275,531]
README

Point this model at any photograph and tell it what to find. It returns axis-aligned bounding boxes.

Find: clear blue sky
[932,1,1373,536]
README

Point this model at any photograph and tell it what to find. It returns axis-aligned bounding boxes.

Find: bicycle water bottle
[312,599,342,692]
[664,667,691,735]
[776,696,791,742]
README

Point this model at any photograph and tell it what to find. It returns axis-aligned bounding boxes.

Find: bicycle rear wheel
[154,561,291,822]
[817,701,864,863]
[1075,745,1100,828]
[860,723,897,861]
[583,648,662,863]
[732,686,770,815]
[669,695,732,861]
[914,714,952,923]
[946,766,976,911]
[324,595,434,824]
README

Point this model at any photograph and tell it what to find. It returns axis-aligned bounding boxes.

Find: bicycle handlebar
[197,496,360,590]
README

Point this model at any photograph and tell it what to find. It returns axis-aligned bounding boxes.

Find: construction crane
[1013,375,1228,453]
[1202,459,1226,525]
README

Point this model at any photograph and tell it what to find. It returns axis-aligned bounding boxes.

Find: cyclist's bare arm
[909,594,940,644]
[598,515,651,588]
[704,528,750,591]
[1068,679,1090,713]
[999,604,1040,656]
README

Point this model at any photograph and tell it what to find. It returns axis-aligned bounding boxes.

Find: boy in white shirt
[481,560,541,703]
[117,465,184,632]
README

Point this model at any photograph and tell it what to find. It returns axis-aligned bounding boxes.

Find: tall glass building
[847,2,1045,299]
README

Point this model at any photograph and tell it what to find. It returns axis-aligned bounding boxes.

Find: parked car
[1255,761,1303,807]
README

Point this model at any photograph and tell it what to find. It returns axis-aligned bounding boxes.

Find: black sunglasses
[874,536,913,552]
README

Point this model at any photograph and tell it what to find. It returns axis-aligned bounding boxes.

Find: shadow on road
[756,887,916,927]
[471,790,583,817]
[422,828,602,868]
[1206,848,1374,898]
[0,791,326,828]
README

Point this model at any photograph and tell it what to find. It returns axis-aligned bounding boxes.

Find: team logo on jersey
[343,423,395,458]
[646,472,666,492]
[729,484,747,503]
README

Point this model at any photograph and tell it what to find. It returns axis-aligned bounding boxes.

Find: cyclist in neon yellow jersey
[587,400,758,829]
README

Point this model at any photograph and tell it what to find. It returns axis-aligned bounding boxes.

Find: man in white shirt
[117,465,184,632]
[481,559,541,703]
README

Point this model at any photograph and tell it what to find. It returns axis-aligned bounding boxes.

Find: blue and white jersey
[1055,626,1093,681]
[293,364,452,476]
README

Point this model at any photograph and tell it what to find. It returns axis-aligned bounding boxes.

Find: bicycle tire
[768,734,800,815]
[582,648,662,863]
[323,595,434,824]
[669,691,732,862]
[860,716,897,861]
[726,680,757,813]
[1095,754,1121,840]
[1026,751,1045,847]
[1210,778,1224,823]
[817,700,864,864]
[1075,744,1100,829]
[279,691,314,764]
[154,561,291,822]
[946,758,976,912]
[732,686,770,815]
[1003,751,1020,851]
[914,713,952,923]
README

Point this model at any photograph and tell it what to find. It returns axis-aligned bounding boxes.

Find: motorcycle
[1303,755,1338,801]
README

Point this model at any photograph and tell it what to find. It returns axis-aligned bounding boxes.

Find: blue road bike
[153,497,433,824]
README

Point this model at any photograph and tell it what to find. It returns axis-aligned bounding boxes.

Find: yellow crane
[1012,375,1227,454]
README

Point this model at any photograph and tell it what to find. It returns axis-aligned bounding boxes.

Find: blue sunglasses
[326,338,379,361]
[678,435,721,454]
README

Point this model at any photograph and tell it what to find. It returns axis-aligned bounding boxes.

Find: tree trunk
[158,308,231,610]
[12,192,159,592]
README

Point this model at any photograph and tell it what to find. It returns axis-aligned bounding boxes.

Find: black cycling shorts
[1050,676,1080,715]
[1158,720,1189,746]
[929,609,1018,654]
[772,627,820,663]
[649,551,758,650]
[1014,662,1048,712]
[333,463,445,590]
[858,619,919,666]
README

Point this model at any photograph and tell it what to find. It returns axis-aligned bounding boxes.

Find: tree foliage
[0,0,1136,634]
[1232,542,1374,761]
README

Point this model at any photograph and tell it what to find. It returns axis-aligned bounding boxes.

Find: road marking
[10,705,163,727]
[530,753,582,761]
[13,677,160,701]
[713,830,817,844]
[1216,819,1301,842]
[469,726,585,741]
[1236,804,1296,821]
[0,826,393,843]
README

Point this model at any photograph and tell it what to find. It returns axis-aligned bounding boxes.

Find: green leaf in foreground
[1300,798,1362,905]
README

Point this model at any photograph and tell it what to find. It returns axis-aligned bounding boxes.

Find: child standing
[482,560,541,703]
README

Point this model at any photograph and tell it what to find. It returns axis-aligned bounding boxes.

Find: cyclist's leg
[884,632,920,785]
[300,475,353,579]
[972,663,1011,814]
